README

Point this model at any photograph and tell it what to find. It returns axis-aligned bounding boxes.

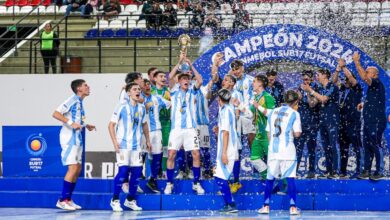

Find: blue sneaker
[220,203,238,213]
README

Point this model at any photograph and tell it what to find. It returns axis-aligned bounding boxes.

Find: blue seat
[171,28,186,37]
[143,28,158,37]
[101,29,115,38]
[129,28,143,37]
[115,29,127,37]
[84,29,99,38]
[157,28,171,37]
[217,27,232,37]
[188,28,201,37]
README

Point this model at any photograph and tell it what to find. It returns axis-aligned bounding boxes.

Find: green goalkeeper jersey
[250,91,275,140]
[151,86,171,127]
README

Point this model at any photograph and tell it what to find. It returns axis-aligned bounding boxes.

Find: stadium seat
[16,0,28,6]
[311,2,324,14]
[136,19,146,28]
[0,6,6,14]
[285,2,299,14]
[352,2,367,13]
[129,28,143,37]
[171,28,186,37]
[143,28,157,37]
[4,0,15,7]
[125,4,137,13]
[93,20,109,29]
[252,18,263,27]
[115,28,127,37]
[221,19,233,28]
[341,1,353,12]
[157,28,171,37]
[270,3,285,14]
[109,20,123,29]
[298,2,312,14]
[58,5,67,14]
[257,3,271,13]
[188,28,201,37]
[19,5,32,14]
[367,2,380,14]
[244,3,257,13]
[30,0,50,6]
[380,12,390,26]
[178,19,189,28]
[124,20,137,28]
[382,1,390,10]
[118,11,131,21]
[119,0,134,5]
[84,29,99,38]
[217,27,231,36]
[351,18,366,26]
[6,6,19,14]
[32,5,45,14]
[45,5,58,14]
[101,29,115,38]
[264,18,278,25]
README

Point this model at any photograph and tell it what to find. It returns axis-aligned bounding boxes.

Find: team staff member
[266,70,285,107]
[302,69,339,179]
[353,52,387,181]
[295,70,319,179]
[331,58,363,179]
[40,23,60,74]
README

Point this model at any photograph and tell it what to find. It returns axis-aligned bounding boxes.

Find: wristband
[66,120,73,126]
[257,105,265,113]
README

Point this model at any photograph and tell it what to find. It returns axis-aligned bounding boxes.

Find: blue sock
[69,182,76,199]
[201,148,211,170]
[167,168,174,183]
[264,179,275,206]
[215,177,234,205]
[151,153,162,179]
[287,178,297,206]
[186,151,193,170]
[177,149,185,172]
[61,180,73,201]
[192,166,200,183]
[233,160,240,183]
[113,166,130,200]
[127,166,143,201]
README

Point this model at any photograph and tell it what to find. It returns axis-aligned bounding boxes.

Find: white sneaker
[175,171,185,179]
[258,205,270,214]
[56,200,76,211]
[137,186,144,193]
[290,206,301,215]
[121,182,129,193]
[68,200,82,210]
[192,182,205,195]
[164,182,174,195]
[124,199,142,211]
[110,199,123,212]
[187,171,194,179]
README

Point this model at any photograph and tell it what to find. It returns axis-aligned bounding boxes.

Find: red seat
[17,0,29,6]
[119,0,134,5]
[4,0,17,6]
[30,0,50,6]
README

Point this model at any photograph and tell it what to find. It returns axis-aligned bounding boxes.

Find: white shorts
[61,145,82,166]
[197,125,210,148]
[168,128,200,152]
[266,159,297,179]
[116,149,144,167]
[214,158,235,180]
[240,116,256,135]
[150,130,163,154]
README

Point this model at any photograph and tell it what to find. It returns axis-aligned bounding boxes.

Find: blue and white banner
[2,126,84,177]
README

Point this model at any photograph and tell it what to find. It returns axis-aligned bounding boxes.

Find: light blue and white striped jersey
[144,94,171,132]
[266,104,302,160]
[217,104,238,178]
[56,95,85,147]
[230,88,244,115]
[234,74,254,107]
[170,87,198,130]
[119,89,130,103]
[110,102,146,150]
[195,85,210,126]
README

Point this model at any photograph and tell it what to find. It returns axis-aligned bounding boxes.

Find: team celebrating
[52,50,387,215]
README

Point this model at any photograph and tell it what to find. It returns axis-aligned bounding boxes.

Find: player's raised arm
[186,57,203,89]
[353,51,372,86]
[169,52,185,89]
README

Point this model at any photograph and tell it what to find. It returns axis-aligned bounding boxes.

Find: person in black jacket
[266,70,285,107]
[65,0,87,16]
[161,0,177,27]
[40,23,60,74]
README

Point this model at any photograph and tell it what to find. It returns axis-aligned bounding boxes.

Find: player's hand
[138,96,144,103]
[338,58,346,68]
[212,126,219,134]
[146,141,152,152]
[357,102,364,112]
[222,153,228,165]
[301,83,312,92]
[184,57,192,65]
[71,122,83,130]
[297,90,303,100]
[179,51,186,63]
[86,124,96,131]
[252,100,259,109]
[114,142,120,153]
[352,51,360,63]
[145,102,153,110]
[232,98,240,107]
[213,52,224,67]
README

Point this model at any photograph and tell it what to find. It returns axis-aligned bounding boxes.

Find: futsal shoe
[339,173,348,179]
[56,199,76,211]
[229,182,242,194]
[306,172,315,179]
[68,200,82,210]
[357,171,370,180]
[164,182,174,195]
[187,170,194,179]
[147,178,160,193]
[220,203,238,213]
[137,186,144,193]
[124,199,142,211]
[370,173,385,181]
[192,182,205,195]
[175,171,185,179]
[290,206,301,215]
[122,182,129,193]
[257,205,270,214]
[202,170,213,179]
[110,199,123,212]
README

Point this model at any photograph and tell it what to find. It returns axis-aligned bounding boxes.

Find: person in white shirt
[52,79,96,211]
[108,82,152,212]
[257,90,302,216]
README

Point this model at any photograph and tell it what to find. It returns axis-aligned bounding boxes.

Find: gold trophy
[178,34,191,72]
